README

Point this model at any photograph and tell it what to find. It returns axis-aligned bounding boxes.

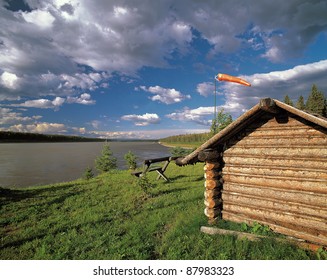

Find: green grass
[1,164,323,260]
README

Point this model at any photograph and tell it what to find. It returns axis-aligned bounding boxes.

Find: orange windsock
[216,73,251,87]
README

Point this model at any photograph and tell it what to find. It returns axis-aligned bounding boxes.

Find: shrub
[135,175,154,196]
[83,167,94,180]
[124,151,137,170]
[95,143,117,173]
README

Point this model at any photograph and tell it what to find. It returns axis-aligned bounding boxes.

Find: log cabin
[176,98,327,246]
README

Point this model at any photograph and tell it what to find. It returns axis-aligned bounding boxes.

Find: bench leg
[156,170,169,182]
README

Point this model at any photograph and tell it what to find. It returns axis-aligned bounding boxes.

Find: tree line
[283,84,326,117]
[0,131,105,143]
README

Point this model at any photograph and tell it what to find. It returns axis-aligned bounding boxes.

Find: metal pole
[214,76,217,134]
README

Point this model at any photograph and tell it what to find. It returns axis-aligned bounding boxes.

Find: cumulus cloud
[21,9,55,29]
[196,82,215,97]
[176,0,327,61]
[8,122,67,134]
[217,59,327,118]
[1,0,326,102]
[12,97,65,110]
[166,106,214,126]
[10,93,95,110]
[0,107,42,125]
[66,93,96,105]
[121,113,160,126]
[1,71,19,89]
[139,85,191,104]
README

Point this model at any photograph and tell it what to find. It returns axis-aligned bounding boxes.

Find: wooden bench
[131,156,178,182]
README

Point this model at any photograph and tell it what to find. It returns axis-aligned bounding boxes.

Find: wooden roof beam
[259,98,280,114]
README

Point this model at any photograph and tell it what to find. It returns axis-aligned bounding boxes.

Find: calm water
[0,142,170,188]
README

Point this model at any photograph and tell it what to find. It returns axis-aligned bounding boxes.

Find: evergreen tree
[124,151,137,170]
[295,95,305,110]
[210,109,233,135]
[283,95,293,106]
[83,167,94,180]
[95,143,117,173]
[306,84,326,116]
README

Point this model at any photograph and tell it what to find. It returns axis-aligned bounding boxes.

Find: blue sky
[1,0,327,139]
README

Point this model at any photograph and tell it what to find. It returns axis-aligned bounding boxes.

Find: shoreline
[158,141,198,149]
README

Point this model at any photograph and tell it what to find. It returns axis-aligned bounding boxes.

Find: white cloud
[12,97,65,110]
[66,93,96,105]
[11,94,95,109]
[8,122,67,134]
[166,106,214,126]
[1,71,19,89]
[121,113,161,126]
[216,59,327,118]
[139,85,191,104]
[0,0,326,103]
[196,82,215,97]
[90,120,101,129]
[0,107,42,125]
[21,9,55,29]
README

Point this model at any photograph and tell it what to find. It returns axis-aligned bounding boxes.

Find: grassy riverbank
[1,164,324,260]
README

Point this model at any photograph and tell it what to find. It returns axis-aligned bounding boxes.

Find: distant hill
[0,131,105,143]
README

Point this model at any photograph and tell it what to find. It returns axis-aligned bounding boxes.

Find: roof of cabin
[176,98,327,166]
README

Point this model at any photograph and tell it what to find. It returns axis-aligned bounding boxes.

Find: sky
[0,0,327,139]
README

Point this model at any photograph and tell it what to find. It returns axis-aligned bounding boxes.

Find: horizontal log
[204,179,223,190]
[222,192,327,219]
[204,189,222,200]
[223,211,327,246]
[223,154,327,171]
[144,156,176,164]
[227,136,327,147]
[204,197,222,208]
[223,203,327,233]
[224,146,327,158]
[223,183,327,207]
[204,162,222,171]
[223,174,327,193]
[204,170,222,180]
[223,165,327,181]
[243,127,326,137]
[200,226,260,241]
[204,207,221,219]
[198,149,222,162]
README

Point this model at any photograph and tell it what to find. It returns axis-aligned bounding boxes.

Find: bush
[95,143,117,173]
[135,175,154,196]
[83,167,94,180]
[124,151,137,170]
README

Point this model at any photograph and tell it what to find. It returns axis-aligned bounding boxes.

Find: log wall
[203,153,224,221]
[221,112,327,246]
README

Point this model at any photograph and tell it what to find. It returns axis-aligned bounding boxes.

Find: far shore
[158,141,198,149]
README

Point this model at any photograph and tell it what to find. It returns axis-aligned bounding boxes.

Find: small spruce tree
[306,84,326,116]
[124,151,137,170]
[283,95,293,106]
[83,167,94,180]
[95,143,117,173]
[295,95,305,110]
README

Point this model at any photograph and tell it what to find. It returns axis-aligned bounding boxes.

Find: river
[0,141,171,188]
